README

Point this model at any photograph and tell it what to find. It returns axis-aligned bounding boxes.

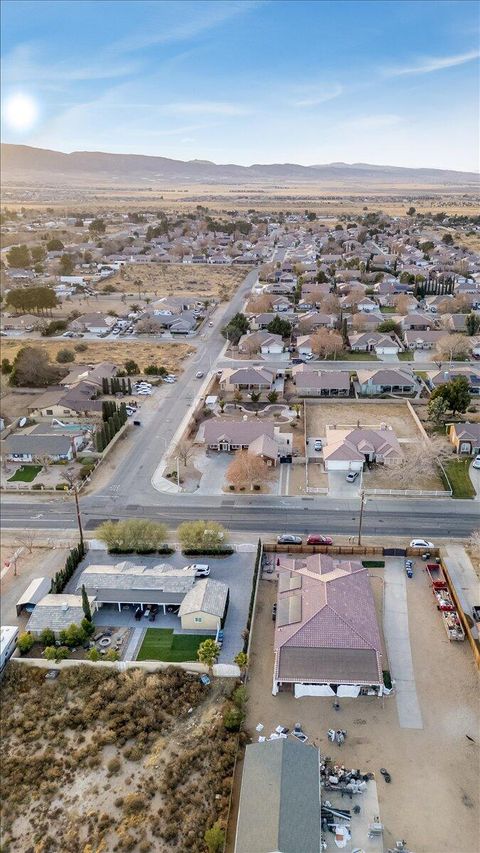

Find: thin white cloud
[3,43,142,86]
[110,1,260,54]
[385,49,479,77]
[164,101,251,116]
[292,83,344,108]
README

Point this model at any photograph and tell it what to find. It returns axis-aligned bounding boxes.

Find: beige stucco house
[179,579,229,631]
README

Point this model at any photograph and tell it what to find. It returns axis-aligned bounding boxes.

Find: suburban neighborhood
[1,0,480,848]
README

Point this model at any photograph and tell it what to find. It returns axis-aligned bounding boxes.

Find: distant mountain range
[1,143,478,187]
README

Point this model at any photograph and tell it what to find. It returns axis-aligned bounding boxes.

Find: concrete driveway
[469,460,480,500]
[327,469,361,497]
[306,436,323,460]
[194,451,231,495]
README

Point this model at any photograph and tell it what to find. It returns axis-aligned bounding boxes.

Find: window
[46,409,53,415]
[194,616,203,624]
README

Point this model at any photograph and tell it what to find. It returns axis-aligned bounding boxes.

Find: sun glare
[3,93,39,132]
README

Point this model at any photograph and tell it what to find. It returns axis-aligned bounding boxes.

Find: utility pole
[176,456,180,489]
[357,490,366,546]
[64,469,84,549]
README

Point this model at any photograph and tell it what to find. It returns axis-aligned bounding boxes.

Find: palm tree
[197,639,220,675]
[234,651,248,676]
[292,403,301,419]
[267,390,278,404]
[218,398,226,413]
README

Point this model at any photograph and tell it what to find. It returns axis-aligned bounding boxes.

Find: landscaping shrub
[253,484,261,491]
[50,541,86,594]
[383,670,392,689]
[182,547,234,556]
[17,632,34,655]
[362,560,385,568]
[244,539,262,652]
[31,483,44,490]
[55,483,68,490]
[223,705,244,732]
[40,628,55,647]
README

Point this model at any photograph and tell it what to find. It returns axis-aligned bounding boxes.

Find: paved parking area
[66,548,256,663]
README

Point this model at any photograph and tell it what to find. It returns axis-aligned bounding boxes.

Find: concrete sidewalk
[383,559,423,729]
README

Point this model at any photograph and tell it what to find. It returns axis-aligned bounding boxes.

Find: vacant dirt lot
[305,400,422,440]
[104,262,248,300]
[0,339,193,373]
[245,570,479,853]
[1,666,238,853]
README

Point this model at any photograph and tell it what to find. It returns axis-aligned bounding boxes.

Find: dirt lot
[1,666,238,853]
[0,339,193,374]
[104,262,248,300]
[305,400,422,441]
[244,568,479,853]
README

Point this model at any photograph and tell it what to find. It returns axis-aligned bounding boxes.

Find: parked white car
[184,564,210,577]
[472,455,480,470]
[409,539,434,549]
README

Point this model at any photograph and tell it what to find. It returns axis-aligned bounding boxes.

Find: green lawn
[380,306,396,314]
[8,465,42,483]
[136,628,207,662]
[441,459,476,499]
[398,350,414,361]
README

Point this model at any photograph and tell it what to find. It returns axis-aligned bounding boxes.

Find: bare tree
[434,334,470,363]
[319,294,341,315]
[226,450,273,490]
[390,437,453,488]
[351,313,370,332]
[394,294,411,315]
[15,534,34,553]
[176,438,195,468]
[246,294,273,313]
[311,328,344,359]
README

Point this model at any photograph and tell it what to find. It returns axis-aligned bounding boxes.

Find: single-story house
[235,740,321,853]
[2,433,77,463]
[356,297,380,313]
[178,579,229,631]
[349,332,400,355]
[293,367,351,397]
[448,422,480,455]
[76,562,196,613]
[401,312,437,332]
[429,367,480,396]
[357,367,417,396]
[323,424,403,470]
[297,311,336,333]
[403,330,444,350]
[60,361,118,390]
[70,313,116,335]
[26,594,96,637]
[238,331,284,356]
[220,367,276,392]
[249,312,298,330]
[273,554,384,697]
[201,419,292,463]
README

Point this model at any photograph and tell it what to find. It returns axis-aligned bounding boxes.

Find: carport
[16,577,52,616]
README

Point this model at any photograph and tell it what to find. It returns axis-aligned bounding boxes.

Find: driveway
[469,460,480,500]
[383,559,423,729]
[194,451,231,495]
[306,436,323,460]
[327,469,361,497]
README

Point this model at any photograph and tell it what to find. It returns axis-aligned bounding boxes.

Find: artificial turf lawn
[136,628,207,662]
[8,465,42,483]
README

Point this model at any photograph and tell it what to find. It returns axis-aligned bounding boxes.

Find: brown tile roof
[274,554,383,685]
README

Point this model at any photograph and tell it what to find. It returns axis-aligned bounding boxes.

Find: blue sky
[1,0,479,170]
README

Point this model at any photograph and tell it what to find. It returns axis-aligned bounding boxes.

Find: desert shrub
[44,646,58,661]
[107,757,122,775]
[204,822,225,853]
[223,705,244,732]
[123,745,144,762]
[123,793,148,814]
[56,348,75,363]
[55,483,68,491]
[74,343,88,352]
[17,632,34,654]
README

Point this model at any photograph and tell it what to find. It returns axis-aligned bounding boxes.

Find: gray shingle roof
[235,740,321,853]
[76,562,196,594]
[178,578,228,618]
[4,434,72,455]
[26,594,95,635]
